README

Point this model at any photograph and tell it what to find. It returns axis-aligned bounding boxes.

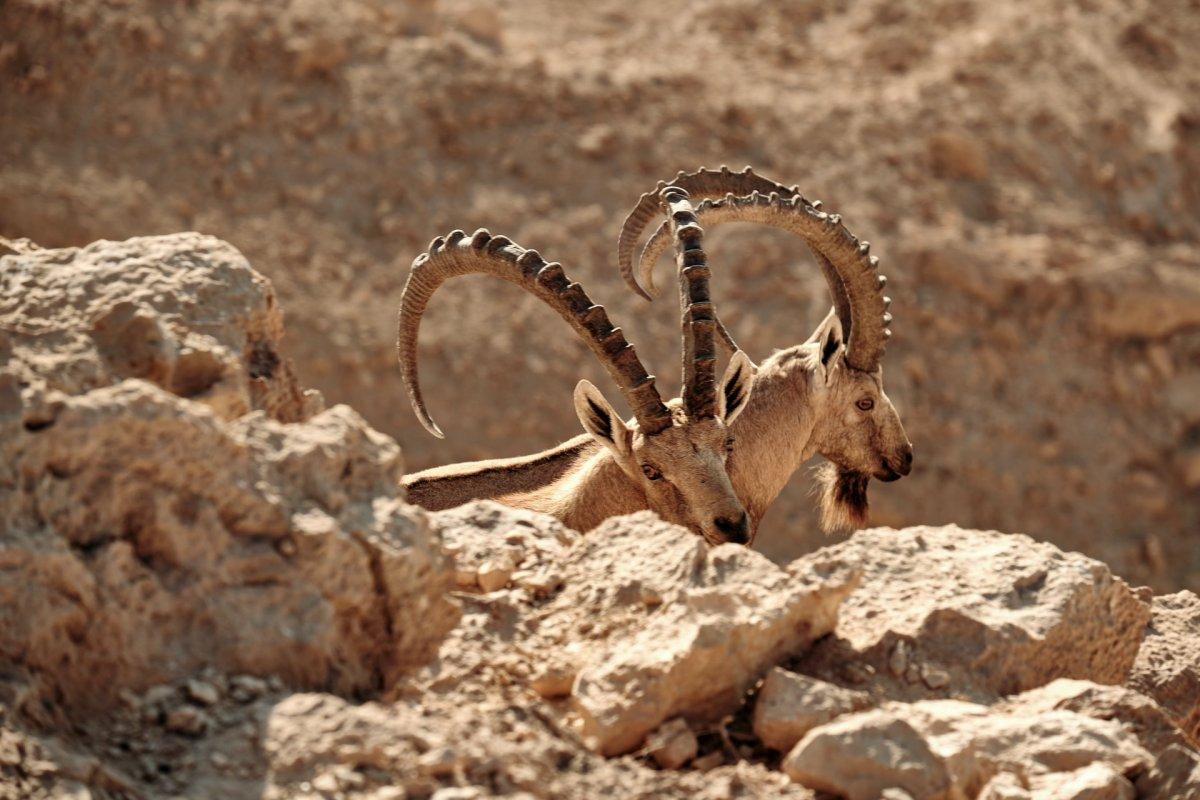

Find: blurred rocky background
[3,0,1198,590]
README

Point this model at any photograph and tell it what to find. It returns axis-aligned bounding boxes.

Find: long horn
[661,188,718,419]
[398,228,674,438]
[617,166,807,299]
[644,192,892,372]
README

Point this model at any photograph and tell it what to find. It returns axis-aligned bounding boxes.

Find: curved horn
[617,166,808,299]
[661,188,718,419]
[398,228,674,438]
[646,192,891,371]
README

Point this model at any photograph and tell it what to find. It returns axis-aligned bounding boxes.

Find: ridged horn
[617,166,809,299]
[647,192,891,371]
[397,228,674,438]
[661,189,718,419]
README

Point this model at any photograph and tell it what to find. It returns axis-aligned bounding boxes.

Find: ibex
[398,196,757,546]
[617,167,914,539]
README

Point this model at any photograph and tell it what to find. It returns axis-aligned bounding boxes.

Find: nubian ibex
[618,167,914,538]
[398,192,757,545]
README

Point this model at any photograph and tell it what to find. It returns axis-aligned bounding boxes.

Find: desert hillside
[3,0,1199,587]
[1,233,1197,799]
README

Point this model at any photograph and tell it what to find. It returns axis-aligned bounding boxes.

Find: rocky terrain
[3,0,1199,590]
[1,235,1198,799]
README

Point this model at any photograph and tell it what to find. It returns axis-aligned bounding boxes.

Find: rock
[185,679,220,707]
[165,706,209,737]
[477,555,516,592]
[1028,763,1135,799]
[531,664,576,699]
[795,526,1150,700]
[0,234,311,423]
[564,513,858,755]
[782,708,953,800]
[645,718,697,769]
[0,237,459,711]
[1002,679,1200,799]
[784,693,1152,800]
[752,667,872,752]
[1128,591,1200,744]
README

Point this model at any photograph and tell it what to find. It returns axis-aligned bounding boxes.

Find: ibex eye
[641,464,663,481]
[856,398,875,411]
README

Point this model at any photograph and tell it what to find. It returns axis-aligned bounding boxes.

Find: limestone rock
[784,695,1151,800]
[1128,591,1200,744]
[0,236,459,711]
[0,234,314,423]
[796,526,1150,700]
[563,513,859,755]
[1003,679,1200,799]
[782,708,953,800]
[645,718,697,769]
[752,667,873,752]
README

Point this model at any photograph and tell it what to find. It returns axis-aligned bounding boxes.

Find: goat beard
[814,462,871,534]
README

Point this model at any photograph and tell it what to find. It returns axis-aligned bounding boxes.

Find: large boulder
[0,236,459,712]
[783,695,1151,800]
[794,525,1151,700]
[0,233,313,423]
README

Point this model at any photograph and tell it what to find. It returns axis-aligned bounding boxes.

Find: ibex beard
[814,463,871,533]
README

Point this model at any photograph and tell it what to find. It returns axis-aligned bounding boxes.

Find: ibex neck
[403,434,646,530]
[727,345,820,526]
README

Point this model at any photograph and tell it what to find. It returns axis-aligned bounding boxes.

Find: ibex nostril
[714,512,750,544]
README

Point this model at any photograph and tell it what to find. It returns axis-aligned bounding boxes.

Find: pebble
[185,679,220,706]
[165,707,209,737]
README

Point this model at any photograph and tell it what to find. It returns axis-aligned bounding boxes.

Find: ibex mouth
[876,464,903,482]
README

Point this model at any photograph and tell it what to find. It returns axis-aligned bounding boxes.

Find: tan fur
[725,314,913,539]
[404,354,757,545]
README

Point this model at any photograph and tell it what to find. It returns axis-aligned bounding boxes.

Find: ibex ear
[809,307,844,381]
[717,350,755,425]
[573,380,632,456]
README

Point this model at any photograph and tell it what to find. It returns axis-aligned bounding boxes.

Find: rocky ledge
[0,235,1196,799]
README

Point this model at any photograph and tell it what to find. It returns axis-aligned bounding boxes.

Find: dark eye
[856,398,875,412]
[641,463,663,481]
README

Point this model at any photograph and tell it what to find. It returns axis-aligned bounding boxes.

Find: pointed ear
[809,307,844,378]
[717,350,755,425]
[573,380,632,455]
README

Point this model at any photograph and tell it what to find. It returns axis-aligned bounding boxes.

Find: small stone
[229,675,268,703]
[905,662,922,685]
[753,668,873,752]
[165,706,209,737]
[478,557,515,592]
[531,664,576,699]
[645,717,698,769]
[185,679,220,706]
[692,751,725,772]
[921,664,950,690]
[888,640,909,678]
[455,567,478,589]
[430,789,483,800]
[312,772,340,793]
[418,746,460,777]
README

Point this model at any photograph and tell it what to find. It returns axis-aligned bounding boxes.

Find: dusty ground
[3,0,1200,588]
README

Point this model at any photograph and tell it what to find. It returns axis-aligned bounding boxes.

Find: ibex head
[618,167,914,533]
[397,220,756,546]
[573,350,754,545]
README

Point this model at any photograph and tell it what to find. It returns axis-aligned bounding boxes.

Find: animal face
[574,351,755,545]
[805,310,912,530]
